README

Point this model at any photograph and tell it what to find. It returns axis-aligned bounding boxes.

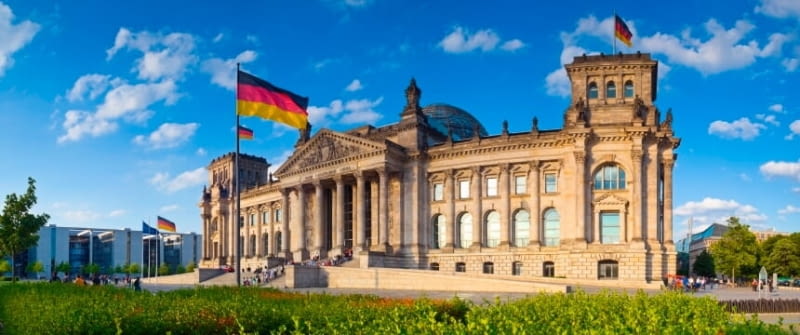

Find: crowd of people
[50,272,141,291]
[666,275,717,292]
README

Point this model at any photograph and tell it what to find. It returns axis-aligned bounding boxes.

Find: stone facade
[199,53,680,283]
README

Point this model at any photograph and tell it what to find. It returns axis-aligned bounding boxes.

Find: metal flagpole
[235,63,242,286]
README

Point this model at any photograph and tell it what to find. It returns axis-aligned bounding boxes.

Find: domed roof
[422,103,488,141]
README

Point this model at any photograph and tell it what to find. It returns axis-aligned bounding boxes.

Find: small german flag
[615,15,633,47]
[238,125,253,140]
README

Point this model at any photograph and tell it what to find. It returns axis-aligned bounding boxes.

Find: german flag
[237,70,309,130]
[157,216,176,232]
[238,125,253,140]
[614,15,633,47]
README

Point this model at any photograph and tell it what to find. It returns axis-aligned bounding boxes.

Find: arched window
[598,260,619,279]
[512,261,523,276]
[485,211,500,247]
[458,213,472,249]
[483,262,494,274]
[431,215,446,249]
[430,263,440,271]
[275,231,282,251]
[594,164,627,190]
[543,208,560,246]
[455,262,466,272]
[543,261,555,277]
[606,81,616,98]
[624,80,634,97]
[588,82,598,99]
[513,209,530,247]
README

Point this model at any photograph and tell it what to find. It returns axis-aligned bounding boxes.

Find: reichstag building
[199,52,680,283]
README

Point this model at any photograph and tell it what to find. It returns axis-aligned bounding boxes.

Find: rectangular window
[459,180,470,199]
[486,177,498,197]
[275,209,282,223]
[433,183,444,201]
[601,212,621,244]
[514,176,526,194]
[262,211,269,224]
[249,214,255,226]
[545,173,557,193]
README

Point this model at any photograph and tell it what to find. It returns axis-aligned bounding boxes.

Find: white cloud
[344,0,372,7]
[212,33,224,43]
[778,205,800,215]
[708,117,766,140]
[340,97,383,124]
[66,74,116,102]
[133,122,199,149]
[755,113,779,126]
[639,19,787,75]
[739,173,752,182]
[312,58,337,72]
[675,197,768,226]
[545,45,587,97]
[149,167,206,193]
[769,103,785,113]
[793,187,800,193]
[755,0,800,19]
[62,210,102,223]
[307,99,344,126]
[783,58,799,71]
[58,110,118,143]
[270,149,295,173]
[500,39,525,52]
[787,120,800,139]
[201,50,257,90]
[0,2,40,77]
[345,79,363,92]
[760,160,800,181]
[438,26,523,54]
[196,147,207,156]
[108,209,126,217]
[106,28,198,82]
[96,80,179,119]
[160,204,179,212]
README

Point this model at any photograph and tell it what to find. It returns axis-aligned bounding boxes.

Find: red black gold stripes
[615,15,633,47]
[236,70,309,129]
[238,125,253,140]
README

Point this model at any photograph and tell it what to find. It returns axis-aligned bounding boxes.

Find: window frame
[594,164,627,190]
[588,82,599,99]
[513,209,530,247]
[459,180,470,199]
[624,80,634,98]
[482,262,494,274]
[544,173,557,193]
[432,182,444,201]
[606,81,616,98]
[600,212,621,244]
[514,175,527,194]
[543,208,560,246]
[543,261,555,277]
[485,211,500,248]
[598,260,619,280]
[486,177,498,197]
[458,213,472,248]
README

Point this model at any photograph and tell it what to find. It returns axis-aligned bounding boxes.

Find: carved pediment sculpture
[593,193,629,207]
[275,129,387,176]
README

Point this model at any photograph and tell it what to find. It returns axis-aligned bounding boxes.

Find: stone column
[499,164,511,248]
[445,169,456,249]
[314,180,325,257]
[529,161,540,247]
[377,169,389,251]
[631,149,643,242]
[663,158,675,244]
[355,172,367,252]
[293,185,306,260]
[280,189,290,258]
[574,151,587,243]
[268,204,275,256]
[334,176,345,253]
[470,166,482,248]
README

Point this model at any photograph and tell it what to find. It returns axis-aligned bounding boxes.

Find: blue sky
[0,0,798,239]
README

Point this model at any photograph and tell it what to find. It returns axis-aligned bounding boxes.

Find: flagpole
[234,63,242,286]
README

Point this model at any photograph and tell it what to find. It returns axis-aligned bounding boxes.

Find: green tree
[56,261,71,276]
[0,178,50,281]
[186,261,196,272]
[764,238,800,277]
[127,263,140,276]
[84,263,100,275]
[0,259,10,276]
[26,260,44,279]
[176,265,186,274]
[709,217,758,282]
[693,250,716,278]
[158,263,169,276]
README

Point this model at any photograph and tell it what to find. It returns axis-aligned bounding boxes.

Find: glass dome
[422,103,488,141]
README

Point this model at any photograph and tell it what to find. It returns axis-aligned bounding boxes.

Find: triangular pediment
[593,193,628,206]
[275,129,387,176]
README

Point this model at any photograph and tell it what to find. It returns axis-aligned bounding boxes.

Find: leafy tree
[709,217,758,281]
[693,250,716,278]
[56,261,71,275]
[84,263,100,275]
[123,263,141,276]
[0,259,10,276]
[26,260,44,279]
[764,238,800,277]
[186,261,196,273]
[158,263,169,276]
[0,178,50,281]
[113,265,123,274]
[176,265,186,274]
